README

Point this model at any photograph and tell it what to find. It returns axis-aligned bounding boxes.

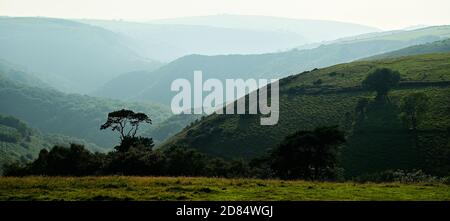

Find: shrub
[355,169,440,183]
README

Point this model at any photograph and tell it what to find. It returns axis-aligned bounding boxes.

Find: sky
[1,0,450,30]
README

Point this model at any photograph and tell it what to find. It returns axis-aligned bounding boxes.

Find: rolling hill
[364,38,450,60]
[148,14,381,43]
[79,19,308,62]
[95,26,450,104]
[0,63,171,148]
[0,17,162,93]
[0,59,50,89]
[159,53,450,177]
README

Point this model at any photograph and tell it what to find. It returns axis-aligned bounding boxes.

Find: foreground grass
[0,176,449,201]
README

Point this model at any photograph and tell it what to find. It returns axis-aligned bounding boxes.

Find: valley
[0,14,449,201]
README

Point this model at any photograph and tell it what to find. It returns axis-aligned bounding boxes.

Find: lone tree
[400,92,429,131]
[270,126,345,180]
[362,68,401,101]
[100,109,151,141]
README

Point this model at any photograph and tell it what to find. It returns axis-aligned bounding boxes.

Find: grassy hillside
[160,53,450,177]
[97,26,450,103]
[1,176,449,201]
[144,114,203,144]
[0,17,161,93]
[0,71,171,149]
[364,38,450,60]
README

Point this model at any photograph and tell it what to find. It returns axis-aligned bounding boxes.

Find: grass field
[0,176,449,201]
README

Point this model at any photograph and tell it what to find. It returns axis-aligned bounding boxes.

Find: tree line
[3,109,345,180]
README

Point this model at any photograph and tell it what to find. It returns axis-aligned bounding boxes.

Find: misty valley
[0,14,449,202]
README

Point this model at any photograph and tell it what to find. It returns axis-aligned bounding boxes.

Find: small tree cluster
[362,68,401,101]
[269,126,345,180]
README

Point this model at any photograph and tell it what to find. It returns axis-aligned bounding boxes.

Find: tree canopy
[270,126,346,180]
[362,68,401,100]
[100,109,151,141]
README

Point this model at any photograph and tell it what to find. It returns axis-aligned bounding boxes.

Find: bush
[2,162,28,177]
[355,169,441,183]
[163,146,209,176]
[270,126,345,180]
[103,147,165,176]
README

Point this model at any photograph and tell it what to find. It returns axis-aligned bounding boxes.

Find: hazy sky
[1,0,450,30]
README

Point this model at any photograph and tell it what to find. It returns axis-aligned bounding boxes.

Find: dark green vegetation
[270,126,345,180]
[361,68,400,99]
[4,111,344,180]
[0,114,102,173]
[95,26,450,103]
[0,17,162,93]
[3,109,252,178]
[399,93,430,130]
[2,138,253,178]
[161,53,450,177]
[1,176,449,201]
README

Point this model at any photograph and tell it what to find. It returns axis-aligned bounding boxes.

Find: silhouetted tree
[270,126,345,180]
[100,109,151,141]
[400,92,429,131]
[362,68,401,101]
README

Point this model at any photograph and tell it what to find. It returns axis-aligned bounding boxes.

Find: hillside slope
[96,26,450,103]
[160,53,450,177]
[149,14,381,42]
[0,59,50,89]
[364,38,450,60]
[0,114,103,170]
[0,68,171,148]
[79,20,308,62]
[0,17,161,93]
